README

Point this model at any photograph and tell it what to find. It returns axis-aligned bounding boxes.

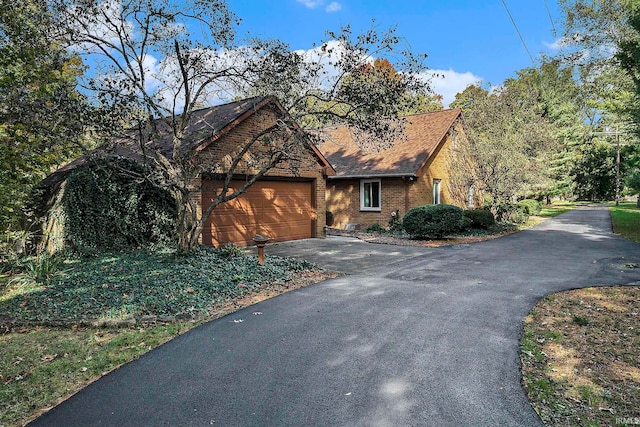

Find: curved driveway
[32,207,640,426]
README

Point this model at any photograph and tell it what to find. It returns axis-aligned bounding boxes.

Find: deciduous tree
[0,0,91,232]
[50,0,431,250]
[449,78,557,213]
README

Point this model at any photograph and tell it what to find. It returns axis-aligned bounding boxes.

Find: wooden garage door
[202,179,315,247]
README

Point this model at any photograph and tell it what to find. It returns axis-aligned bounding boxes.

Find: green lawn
[538,202,577,218]
[610,203,640,242]
[0,322,197,426]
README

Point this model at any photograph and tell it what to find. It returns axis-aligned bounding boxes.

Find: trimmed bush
[517,199,542,215]
[366,223,385,233]
[460,215,473,230]
[496,204,529,224]
[464,208,496,229]
[403,204,466,239]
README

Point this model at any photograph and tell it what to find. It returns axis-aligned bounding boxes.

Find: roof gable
[318,109,462,178]
[40,96,334,191]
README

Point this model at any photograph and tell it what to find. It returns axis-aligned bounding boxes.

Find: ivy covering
[62,159,176,252]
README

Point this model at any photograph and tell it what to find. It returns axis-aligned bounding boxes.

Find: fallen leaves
[40,354,58,363]
[522,286,640,426]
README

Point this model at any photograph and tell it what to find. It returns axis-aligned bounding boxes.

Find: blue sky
[226,0,564,106]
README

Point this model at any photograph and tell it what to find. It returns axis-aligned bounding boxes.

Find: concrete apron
[247,235,433,274]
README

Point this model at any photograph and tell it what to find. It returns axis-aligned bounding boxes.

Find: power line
[543,0,558,38]
[500,0,534,64]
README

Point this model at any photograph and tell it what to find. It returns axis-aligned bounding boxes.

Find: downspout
[404,177,411,213]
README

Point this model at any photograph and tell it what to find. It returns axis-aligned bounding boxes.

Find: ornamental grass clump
[402,204,466,239]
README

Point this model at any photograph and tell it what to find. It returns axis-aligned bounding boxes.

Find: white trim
[360,179,382,211]
[433,179,442,205]
[328,173,416,179]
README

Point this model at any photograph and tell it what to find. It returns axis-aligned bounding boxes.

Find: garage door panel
[208,213,256,227]
[202,179,314,247]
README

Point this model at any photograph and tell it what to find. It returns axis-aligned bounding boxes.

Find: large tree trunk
[174,189,204,252]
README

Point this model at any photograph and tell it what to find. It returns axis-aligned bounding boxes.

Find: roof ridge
[189,95,268,115]
[401,108,461,119]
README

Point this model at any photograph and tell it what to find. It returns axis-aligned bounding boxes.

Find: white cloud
[67,0,134,54]
[296,0,342,12]
[295,40,354,88]
[424,69,482,108]
[543,36,576,52]
[295,43,478,108]
[296,0,324,8]
[326,2,342,12]
[543,40,562,51]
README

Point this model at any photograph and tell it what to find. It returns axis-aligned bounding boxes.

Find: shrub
[518,199,542,215]
[402,204,466,239]
[496,204,529,224]
[460,216,473,230]
[388,220,404,234]
[366,223,386,233]
[464,208,496,229]
[62,159,177,252]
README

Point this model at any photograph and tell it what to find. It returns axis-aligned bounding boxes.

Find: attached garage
[37,96,334,253]
[202,179,317,247]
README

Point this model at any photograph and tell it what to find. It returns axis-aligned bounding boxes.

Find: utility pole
[591,127,627,206]
[616,131,621,206]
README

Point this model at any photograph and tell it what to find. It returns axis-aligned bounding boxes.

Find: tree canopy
[0,0,92,231]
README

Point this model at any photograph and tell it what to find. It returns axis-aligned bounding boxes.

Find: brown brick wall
[194,107,327,242]
[409,133,465,208]
[326,133,467,230]
[326,178,407,230]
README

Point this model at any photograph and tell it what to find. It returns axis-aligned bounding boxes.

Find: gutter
[327,173,417,179]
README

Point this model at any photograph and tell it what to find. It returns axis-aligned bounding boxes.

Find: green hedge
[517,199,542,215]
[403,204,465,239]
[496,204,529,224]
[464,208,496,229]
[62,159,176,252]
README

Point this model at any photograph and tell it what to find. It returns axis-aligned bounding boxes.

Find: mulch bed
[327,228,518,247]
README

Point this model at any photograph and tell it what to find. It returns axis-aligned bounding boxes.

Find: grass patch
[0,322,197,426]
[521,287,640,426]
[0,246,336,426]
[520,202,576,229]
[538,202,576,218]
[611,203,640,242]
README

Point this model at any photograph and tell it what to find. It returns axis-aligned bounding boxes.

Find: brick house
[192,96,334,246]
[38,96,334,249]
[318,109,470,230]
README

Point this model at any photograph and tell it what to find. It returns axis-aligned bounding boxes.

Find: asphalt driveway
[31,207,640,426]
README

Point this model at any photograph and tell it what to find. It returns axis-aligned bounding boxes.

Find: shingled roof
[130,96,275,158]
[38,96,333,196]
[318,108,462,178]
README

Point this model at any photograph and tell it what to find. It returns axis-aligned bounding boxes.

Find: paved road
[31,207,640,426]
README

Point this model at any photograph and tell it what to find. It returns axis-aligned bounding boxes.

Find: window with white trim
[467,184,475,208]
[360,179,381,211]
[433,179,442,204]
